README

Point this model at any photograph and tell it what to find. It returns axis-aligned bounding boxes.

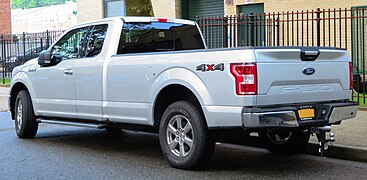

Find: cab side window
[85,25,108,57]
[51,27,90,64]
[117,22,205,54]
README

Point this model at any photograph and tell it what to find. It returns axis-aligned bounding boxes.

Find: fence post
[196,16,200,28]
[316,8,321,47]
[22,32,26,65]
[249,13,255,46]
[223,16,228,48]
[1,34,4,84]
[40,37,43,51]
[276,17,280,46]
[46,30,50,49]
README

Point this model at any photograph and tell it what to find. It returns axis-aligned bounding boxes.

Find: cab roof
[121,17,196,25]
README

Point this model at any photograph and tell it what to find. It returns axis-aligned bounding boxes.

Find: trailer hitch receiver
[310,126,335,157]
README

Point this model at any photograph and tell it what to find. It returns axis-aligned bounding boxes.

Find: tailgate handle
[301,50,320,61]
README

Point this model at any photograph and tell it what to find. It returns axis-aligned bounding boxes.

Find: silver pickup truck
[9,17,357,169]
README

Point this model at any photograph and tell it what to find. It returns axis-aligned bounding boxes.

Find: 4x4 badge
[196,63,224,72]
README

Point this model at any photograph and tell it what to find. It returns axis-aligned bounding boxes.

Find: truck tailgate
[255,48,351,106]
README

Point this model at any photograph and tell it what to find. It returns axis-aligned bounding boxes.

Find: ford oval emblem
[303,67,315,75]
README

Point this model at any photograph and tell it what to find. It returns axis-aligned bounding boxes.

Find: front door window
[51,27,90,65]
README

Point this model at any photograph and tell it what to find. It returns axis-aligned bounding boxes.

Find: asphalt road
[1,112,367,179]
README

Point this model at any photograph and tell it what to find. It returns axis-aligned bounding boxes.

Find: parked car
[6,46,44,70]
[9,17,357,170]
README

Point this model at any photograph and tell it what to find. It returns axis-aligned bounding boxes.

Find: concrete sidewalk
[310,111,367,148]
[1,86,366,162]
[0,87,9,112]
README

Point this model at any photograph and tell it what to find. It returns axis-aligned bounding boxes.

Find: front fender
[10,71,38,116]
[11,72,36,97]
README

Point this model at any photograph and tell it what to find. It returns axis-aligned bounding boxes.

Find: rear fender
[148,68,212,124]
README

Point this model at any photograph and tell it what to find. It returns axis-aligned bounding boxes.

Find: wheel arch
[149,68,213,127]
[153,84,207,127]
[10,82,29,120]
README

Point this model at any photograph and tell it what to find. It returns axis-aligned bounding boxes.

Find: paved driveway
[1,112,367,179]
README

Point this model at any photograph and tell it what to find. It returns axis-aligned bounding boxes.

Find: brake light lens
[150,18,171,23]
[349,62,353,90]
[230,63,257,95]
[157,18,168,23]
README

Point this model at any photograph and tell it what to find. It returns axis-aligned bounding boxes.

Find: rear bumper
[242,102,358,128]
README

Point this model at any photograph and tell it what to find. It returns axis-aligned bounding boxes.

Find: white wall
[12,1,78,34]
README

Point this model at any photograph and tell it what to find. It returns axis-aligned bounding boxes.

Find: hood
[24,58,38,65]
[12,58,39,76]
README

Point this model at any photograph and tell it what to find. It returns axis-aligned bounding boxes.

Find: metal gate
[0,30,63,83]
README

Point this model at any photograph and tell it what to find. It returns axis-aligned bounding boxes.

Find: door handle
[64,69,73,76]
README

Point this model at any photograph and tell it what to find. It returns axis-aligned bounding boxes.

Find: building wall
[151,0,180,18]
[76,0,367,22]
[77,0,180,23]
[225,0,367,15]
[0,0,11,35]
[77,0,104,23]
[12,2,77,34]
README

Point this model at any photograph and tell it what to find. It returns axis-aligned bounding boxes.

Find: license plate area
[298,106,315,120]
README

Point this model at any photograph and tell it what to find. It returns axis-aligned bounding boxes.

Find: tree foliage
[126,0,154,17]
[12,0,77,9]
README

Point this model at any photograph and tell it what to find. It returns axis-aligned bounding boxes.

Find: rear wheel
[159,101,215,170]
[259,128,310,155]
[15,90,38,139]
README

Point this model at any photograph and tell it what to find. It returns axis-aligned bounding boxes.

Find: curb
[0,84,10,87]
[302,142,367,163]
[217,135,367,163]
[358,106,367,111]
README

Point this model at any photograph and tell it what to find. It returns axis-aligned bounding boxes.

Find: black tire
[159,101,215,170]
[14,90,38,139]
[258,128,310,155]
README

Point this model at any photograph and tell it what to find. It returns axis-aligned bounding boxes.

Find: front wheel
[159,101,215,170]
[259,128,310,155]
[15,90,38,139]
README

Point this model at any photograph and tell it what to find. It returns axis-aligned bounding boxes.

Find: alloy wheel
[166,115,194,157]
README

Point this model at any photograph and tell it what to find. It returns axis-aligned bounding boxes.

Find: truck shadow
[29,126,331,174]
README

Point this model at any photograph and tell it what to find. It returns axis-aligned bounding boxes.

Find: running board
[37,119,107,129]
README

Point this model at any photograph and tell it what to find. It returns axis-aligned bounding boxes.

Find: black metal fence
[197,7,367,104]
[0,30,64,83]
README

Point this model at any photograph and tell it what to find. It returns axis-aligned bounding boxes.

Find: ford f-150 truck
[8,17,358,169]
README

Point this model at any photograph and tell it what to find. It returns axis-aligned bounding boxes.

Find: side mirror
[38,50,52,66]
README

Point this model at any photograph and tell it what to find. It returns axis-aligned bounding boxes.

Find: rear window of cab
[117,22,205,54]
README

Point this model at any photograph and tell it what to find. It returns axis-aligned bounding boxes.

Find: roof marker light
[150,18,172,23]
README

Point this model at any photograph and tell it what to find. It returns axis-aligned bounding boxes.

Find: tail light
[349,62,353,90]
[230,63,257,95]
